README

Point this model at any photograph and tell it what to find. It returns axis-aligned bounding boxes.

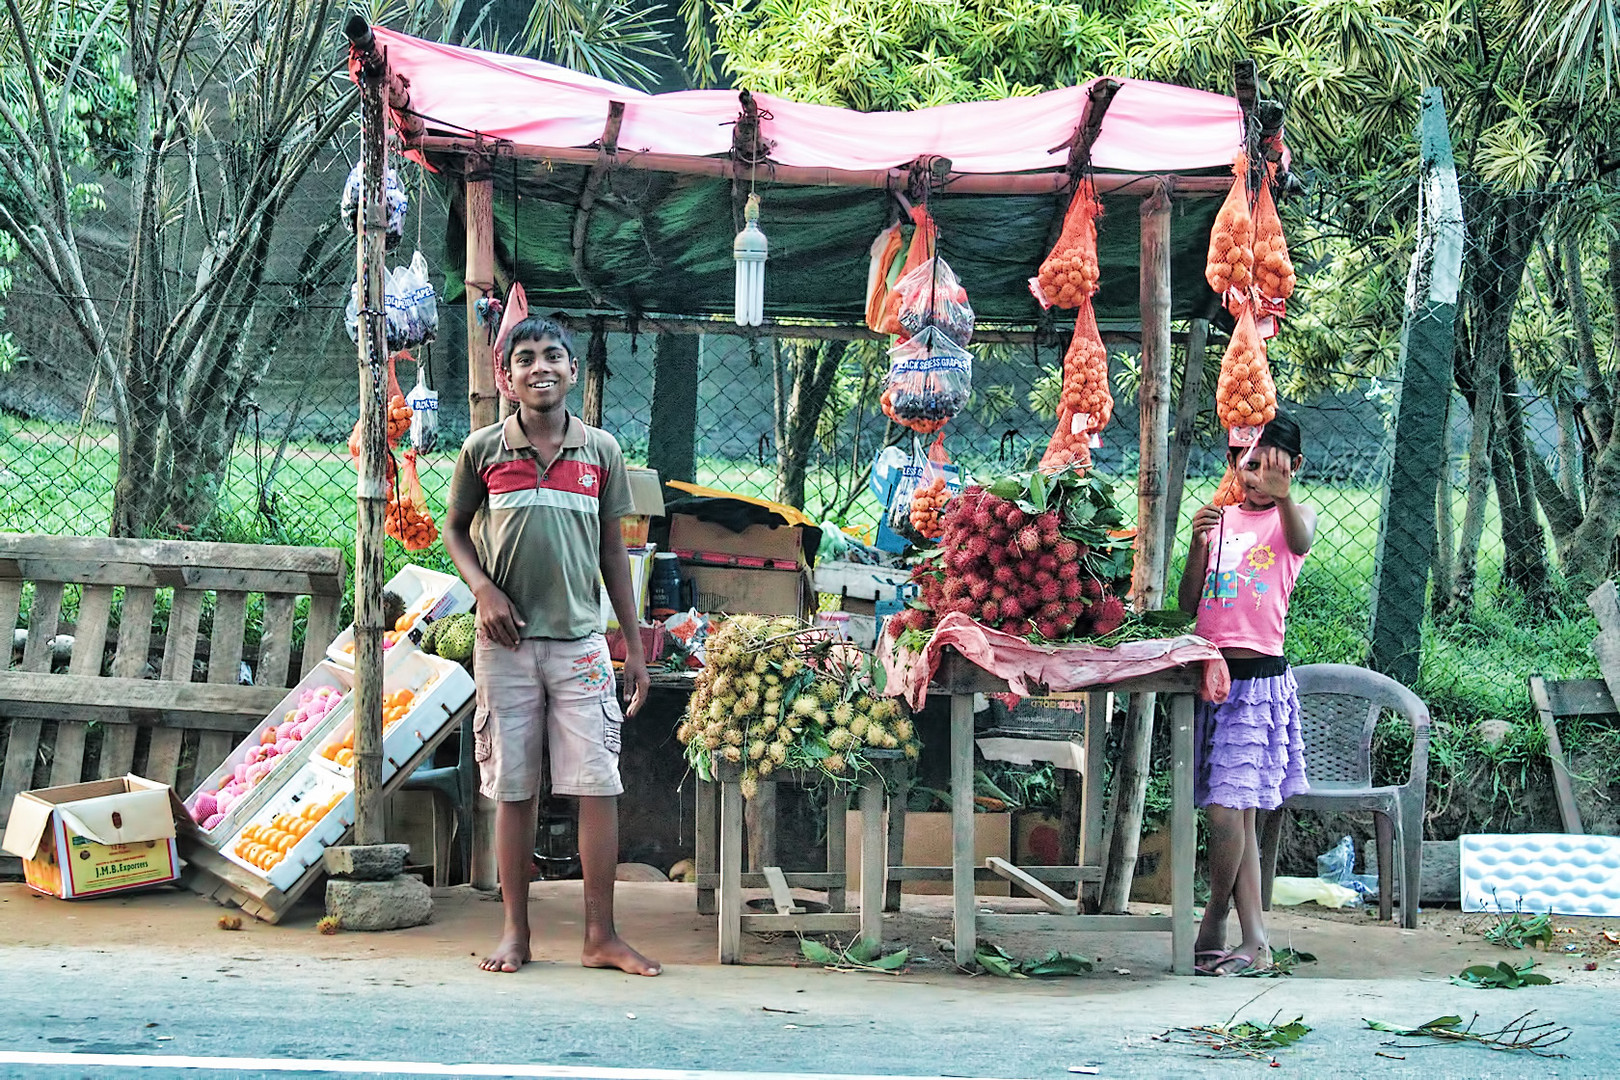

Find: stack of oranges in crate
[320,689,417,767]
[233,791,346,872]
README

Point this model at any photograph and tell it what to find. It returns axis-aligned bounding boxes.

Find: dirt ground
[4,877,1619,989]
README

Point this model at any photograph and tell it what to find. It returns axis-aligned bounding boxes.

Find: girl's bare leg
[1224,808,1269,969]
[1195,803,1245,957]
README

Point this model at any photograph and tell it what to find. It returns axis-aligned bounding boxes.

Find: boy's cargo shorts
[472,633,625,800]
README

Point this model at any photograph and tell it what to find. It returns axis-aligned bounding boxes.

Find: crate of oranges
[312,651,474,785]
[223,769,352,889]
[318,688,418,768]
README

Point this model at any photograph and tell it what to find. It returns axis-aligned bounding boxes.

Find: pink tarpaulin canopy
[373,27,1247,177]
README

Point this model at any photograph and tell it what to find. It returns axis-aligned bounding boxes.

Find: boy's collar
[501,411,586,454]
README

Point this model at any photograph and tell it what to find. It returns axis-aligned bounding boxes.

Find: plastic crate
[312,651,474,785]
[219,762,354,892]
[327,565,474,668]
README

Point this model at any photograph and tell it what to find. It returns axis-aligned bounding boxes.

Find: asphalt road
[1,941,1614,1080]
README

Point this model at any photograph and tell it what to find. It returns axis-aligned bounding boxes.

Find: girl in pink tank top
[1175,412,1316,977]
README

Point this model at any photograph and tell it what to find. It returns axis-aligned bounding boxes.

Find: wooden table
[933,651,1202,975]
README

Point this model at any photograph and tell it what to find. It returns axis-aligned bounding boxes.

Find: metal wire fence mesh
[0,153,1596,677]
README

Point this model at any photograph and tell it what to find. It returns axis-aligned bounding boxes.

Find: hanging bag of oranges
[385,448,439,550]
[1205,154,1255,310]
[1252,164,1295,309]
[1035,178,1102,309]
[1211,307,1278,505]
[349,350,412,457]
[1039,299,1112,473]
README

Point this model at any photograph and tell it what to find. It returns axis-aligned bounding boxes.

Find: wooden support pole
[465,157,498,433]
[1369,88,1463,686]
[1133,180,1173,612]
[1163,314,1211,593]
[346,15,387,846]
[581,317,609,427]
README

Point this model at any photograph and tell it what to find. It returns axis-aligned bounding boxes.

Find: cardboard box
[845,810,1011,896]
[669,513,806,568]
[621,468,665,548]
[3,776,187,899]
[684,563,811,619]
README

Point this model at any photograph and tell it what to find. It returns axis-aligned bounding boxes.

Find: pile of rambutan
[886,469,1134,644]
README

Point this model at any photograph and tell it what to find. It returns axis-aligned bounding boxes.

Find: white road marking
[0,1051,1029,1080]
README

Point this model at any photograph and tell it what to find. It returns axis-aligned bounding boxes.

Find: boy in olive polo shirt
[445,316,659,977]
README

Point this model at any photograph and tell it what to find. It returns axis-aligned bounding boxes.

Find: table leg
[719,778,744,964]
[695,777,717,915]
[885,766,908,912]
[859,773,884,948]
[1081,691,1109,912]
[950,691,977,967]
[1170,692,1196,975]
[825,783,849,913]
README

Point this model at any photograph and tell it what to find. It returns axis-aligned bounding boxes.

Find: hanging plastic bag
[404,250,439,346]
[1252,165,1295,305]
[1039,300,1111,473]
[341,161,409,250]
[864,221,906,332]
[407,360,440,454]
[880,326,971,435]
[883,435,959,548]
[876,206,936,337]
[1036,178,1102,309]
[893,256,975,347]
[1205,153,1254,303]
[386,449,439,551]
[349,351,412,458]
[492,281,529,404]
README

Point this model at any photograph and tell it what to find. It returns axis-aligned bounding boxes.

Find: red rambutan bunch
[1091,596,1127,635]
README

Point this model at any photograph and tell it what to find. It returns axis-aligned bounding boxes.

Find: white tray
[312,651,475,785]
[327,564,474,669]
[219,762,355,892]
[183,661,356,846]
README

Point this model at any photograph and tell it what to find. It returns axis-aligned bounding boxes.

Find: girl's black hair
[1229,409,1303,459]
[502,316,575,366]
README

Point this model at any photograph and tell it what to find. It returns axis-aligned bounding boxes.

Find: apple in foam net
[189,684,346,825]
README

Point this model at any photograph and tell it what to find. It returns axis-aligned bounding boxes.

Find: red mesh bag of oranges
[1039,300,1112,473]
[349,350,412,457]
[385,449,438,550]
[1252,165,1295,304]
[1036,178,1102,309]
[1211,308,1278,506]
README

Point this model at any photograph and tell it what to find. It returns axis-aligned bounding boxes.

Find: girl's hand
[1190,503,1222,545]
[1252,446,1295,501]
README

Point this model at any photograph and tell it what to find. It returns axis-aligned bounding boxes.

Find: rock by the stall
[323,843,410,881]
[325,875,432,931]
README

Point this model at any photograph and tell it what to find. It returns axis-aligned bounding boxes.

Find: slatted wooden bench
[0,534,343,877]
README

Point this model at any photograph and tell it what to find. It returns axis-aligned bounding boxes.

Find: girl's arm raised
[1254,447,1316,556]
[1177,504,1220,615]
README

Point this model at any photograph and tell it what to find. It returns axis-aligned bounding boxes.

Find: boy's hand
[473,583,525,649]
[621,654,650,718]
[1190,503,1222,545]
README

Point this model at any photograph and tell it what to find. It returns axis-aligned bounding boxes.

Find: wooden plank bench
[1,533,344,877]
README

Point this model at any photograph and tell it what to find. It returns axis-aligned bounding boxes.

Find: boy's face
[507,335,576,412]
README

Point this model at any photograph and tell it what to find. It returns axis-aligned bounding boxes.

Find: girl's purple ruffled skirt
[1195,668,1308,810]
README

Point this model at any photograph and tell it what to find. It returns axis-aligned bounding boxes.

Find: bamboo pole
[345,15,388,847]
[413,135,1235,198]
[574,314,1203,347]
[1100,180,1174,913]
[465,158,498,432]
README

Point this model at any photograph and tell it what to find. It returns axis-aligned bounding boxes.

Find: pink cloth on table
[879,613,1230,711]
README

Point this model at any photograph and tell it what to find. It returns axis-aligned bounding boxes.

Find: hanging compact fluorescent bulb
[733,193,768,327]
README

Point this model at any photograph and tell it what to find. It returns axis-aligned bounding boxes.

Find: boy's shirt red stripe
[481,457,604,499]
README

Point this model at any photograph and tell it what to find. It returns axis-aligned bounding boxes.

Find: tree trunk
[647,332,699,485]
[1494,358,1551,602]
[1432,416,1456,611]
[1560,422,1620,588]
[775,340,847,510]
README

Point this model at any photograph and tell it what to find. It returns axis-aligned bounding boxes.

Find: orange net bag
[1039,300,1111,473]
[349,351,412,457]
[1252,166,1295,302]
[1212,466,1246,507]
[385,449,439,550]
[1204,154,1254,300]
[875,206,937,337]
[1214,307,1276,432]
[1036,179,1102,309]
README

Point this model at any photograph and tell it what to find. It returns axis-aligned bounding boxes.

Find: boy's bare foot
[480,936,531,973]
[582,936,662,976]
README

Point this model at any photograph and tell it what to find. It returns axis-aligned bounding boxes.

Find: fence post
[464,155,497,433]
[1369,88,1464,686]
[345,16,389,846]
[648,331,699,483]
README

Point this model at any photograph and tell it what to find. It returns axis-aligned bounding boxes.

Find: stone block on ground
[325,875,433,931]
[1364,839,1460,904]
[323,844,409,881]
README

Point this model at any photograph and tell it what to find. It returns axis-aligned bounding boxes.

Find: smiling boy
[444,316,659,977]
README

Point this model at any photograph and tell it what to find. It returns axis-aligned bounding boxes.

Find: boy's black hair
[1229,409,1303,459]
[502,316,575,367]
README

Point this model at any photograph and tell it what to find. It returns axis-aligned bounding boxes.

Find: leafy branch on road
[1152,985,1311,1065]
[798,937,909,973]
[972,943,1094,979]
[1451,959,1553,989]
[1364,1012,1571,1057]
